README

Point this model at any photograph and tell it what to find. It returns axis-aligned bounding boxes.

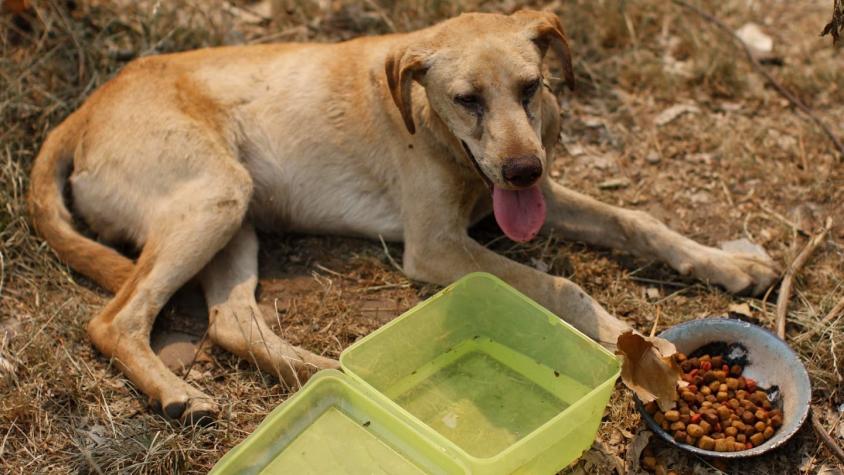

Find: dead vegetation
[1,0,843,473]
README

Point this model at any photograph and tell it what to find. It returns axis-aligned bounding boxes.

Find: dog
[28,10,778,423]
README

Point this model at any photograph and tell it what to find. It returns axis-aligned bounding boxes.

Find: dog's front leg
[541,179,779,295]
[397,156,630,347]
[404,228,630,348]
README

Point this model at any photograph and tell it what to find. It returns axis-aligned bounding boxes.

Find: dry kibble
[642,456,657,471]
[741,411,755,424]
[764,426,774,439]
[652,350,782,453]
[687,424,704,438]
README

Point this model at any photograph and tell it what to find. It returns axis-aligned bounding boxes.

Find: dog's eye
[454,94,482,114]
[522,79,540,105]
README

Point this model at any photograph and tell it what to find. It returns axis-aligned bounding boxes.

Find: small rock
[645,150,661,164]
[598,178,631,190]
[735,22,773,54]
[685,152,713,165]
[581,115,604,128]
[646,287,661,300]
[689,190,713,204]
[565,143,586,157]
[654,103,700,126]
[576,154,615,171]
[531,258,550,273]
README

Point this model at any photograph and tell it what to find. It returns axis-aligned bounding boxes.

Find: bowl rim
[635,316,811,459]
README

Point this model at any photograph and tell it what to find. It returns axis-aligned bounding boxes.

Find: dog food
[644,351,783,452]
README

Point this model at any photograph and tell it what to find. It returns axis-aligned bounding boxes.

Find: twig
[812,411,844,465]
[671,0,844,160]
[775,218,832,339]
[793,295,844,343]
[378,235,404,274]
[649,307,661,338]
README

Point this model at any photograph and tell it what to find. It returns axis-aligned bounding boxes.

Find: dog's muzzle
[461,141,492,190]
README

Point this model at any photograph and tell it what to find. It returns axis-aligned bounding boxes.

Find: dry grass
[1,0,843,473]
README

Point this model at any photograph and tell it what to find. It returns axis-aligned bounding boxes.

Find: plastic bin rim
[340,272,619,364]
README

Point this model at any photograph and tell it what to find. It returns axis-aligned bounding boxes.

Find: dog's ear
[385,47,428,135]
[515,10,575,92]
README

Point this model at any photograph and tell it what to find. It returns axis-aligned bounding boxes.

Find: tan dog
[28,10,777,422]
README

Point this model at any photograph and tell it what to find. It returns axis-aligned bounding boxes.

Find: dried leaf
[616,331,682,412]
[727,302,752,318]
[624,428,652,474]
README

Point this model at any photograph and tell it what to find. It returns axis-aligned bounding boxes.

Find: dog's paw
[152,390,218,426]
[678,249,779,296]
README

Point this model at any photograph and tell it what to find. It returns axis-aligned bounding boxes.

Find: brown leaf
[616,331,683,412]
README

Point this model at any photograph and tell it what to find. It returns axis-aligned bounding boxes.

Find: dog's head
[385,10,574,242]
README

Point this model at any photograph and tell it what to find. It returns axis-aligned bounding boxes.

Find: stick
[775,218,833,339]
[671,0,844,160]
[812,411,844,465]
[793,295,844,344]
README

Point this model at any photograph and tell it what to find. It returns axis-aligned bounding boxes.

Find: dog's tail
[28,113,133,293]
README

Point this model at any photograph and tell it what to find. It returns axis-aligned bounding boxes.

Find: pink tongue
[492,184,547,242]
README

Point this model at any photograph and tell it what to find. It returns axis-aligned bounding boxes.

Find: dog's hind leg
[199,223,338,388]
[86,161,253,423]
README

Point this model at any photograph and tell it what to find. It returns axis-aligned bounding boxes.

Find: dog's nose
[501,156,542,187]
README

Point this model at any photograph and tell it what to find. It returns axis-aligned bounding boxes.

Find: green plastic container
[211,370,467,474]
[211,273,620,474]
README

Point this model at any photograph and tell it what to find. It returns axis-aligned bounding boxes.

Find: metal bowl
[636,317,811,458]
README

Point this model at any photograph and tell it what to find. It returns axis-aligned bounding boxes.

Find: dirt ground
[1,0,843,473]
